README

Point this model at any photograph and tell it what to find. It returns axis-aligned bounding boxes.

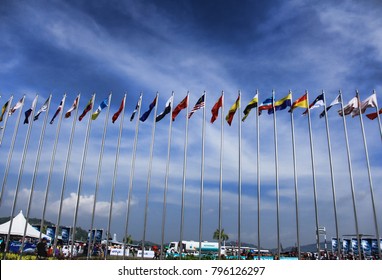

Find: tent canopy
[0,210,51,241]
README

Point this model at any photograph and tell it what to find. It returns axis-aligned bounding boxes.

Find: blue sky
[0,0,381,250]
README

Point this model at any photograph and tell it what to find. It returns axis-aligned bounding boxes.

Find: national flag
[50,96,65,124]
[210,94,223,124]
[188,94,205,119]
[65,96,79,118]
[319,94,341,118]
[34,97,50,121]
[9,97,24,116]
[225,94,240,126]
[289,93,308,112]
[269,93,292,114]
[79,96,94,121]
[172,95,189,121]
[91,97,109,120]
[130,96,141,121]
[156,96,173,122]
[242,93,258,121]
[140,95,157,122]
[24,96,38,124]
[302,93,324,115]
[112,97,125,123]
[338,96,358,116]
[258,97,273,115]
[366,108,382,120]
[0,99,11,122]
[351,93,378,117]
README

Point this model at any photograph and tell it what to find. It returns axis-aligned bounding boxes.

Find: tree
[213,229,229,246]
[123,234,133,245]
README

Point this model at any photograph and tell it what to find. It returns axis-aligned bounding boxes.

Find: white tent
[0,210,51,241]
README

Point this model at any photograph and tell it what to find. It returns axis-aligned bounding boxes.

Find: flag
[156,96,172,122]
[366,108,382,120]
[0,99,10,122]
[352,93,378,117]
[130,96,141,121]
[50,97,65,124]
[79,96,93,121]
[225,94,240,126]
[91,97,109,120]
[172,95,188,121]
[289,93,308,112]
[269,93,292,114]
[242,93,258,121]
[112,97,125,123]
[338,96,358,116]
[140,95,157,122]
[24,96,38,124]
[302,93,324,115]
[211,94,223,123]
[34,97,50,121]
[319,94,341,118]
[9,97,24,116]
[65,96,79,118]
[188,94,205,119]
[258,97,273,115]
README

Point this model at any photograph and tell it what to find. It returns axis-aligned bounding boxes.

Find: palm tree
[123,234,133,245]
[213,229,229,246]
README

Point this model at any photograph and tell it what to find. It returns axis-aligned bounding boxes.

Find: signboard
[109,248,130,256]
[46,226,56,241]
[61,227,70,243]
[137,250,155,258]
[351,238,359,254]
[331,238,339,252]
[342,239,350,253]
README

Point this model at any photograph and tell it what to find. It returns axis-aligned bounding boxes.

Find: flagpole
[160,91,174,260]
[272,90,281,259]
[256,90,261,260]
[0,95,14,146]
[142,92,159,259]
[20,95,52,258]
[0,95,25,207]
[179,91,190,260]
[356,90,381,259]
[372,89,382,140]
[40,94,66,241]
[3,95,38,260]
[338,90,361,260]
[322,90,340,258]
[218,91,224,260]
[197,91,206,259]
[71,93,95,258]
[53,94,80,255]
[289,91,301,259]
[237,90,242,259]
[306,90,320,258]
[123,93,142,259]
[106,94,126,259]
[88,93,112,260]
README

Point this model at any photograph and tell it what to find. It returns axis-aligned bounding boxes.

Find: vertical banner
[351,238,359,255]
[361,239,372,257]
[96,229,103,243]
[331,238,339,253]
[342,239,350,254]
[61,227,70,244]
[88,229,96,242]
[372,239,379,254]
[46,226,56,241]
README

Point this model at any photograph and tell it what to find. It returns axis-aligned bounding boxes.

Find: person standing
[36,237,48,260]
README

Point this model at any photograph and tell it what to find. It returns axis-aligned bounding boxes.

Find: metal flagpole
[160,91,174,260]
[142,93,159,259]
[289,90,301,259]
[372,90,382,140]
[238,90,242,259]
[2,95,38,260]
[179,91,190,260]
[0,95,25,207]
[20,95,52,258]
[256,90,261,260]
[306,90,320,258]
[356,90,382,259]
[53,94,80,255]
[198,91,206,260]
[71,93,95,258]
[0,95,13,146]
[338,90,361,260]
[272,90,281,259]
[218,91,224,260]
[123,93,142,259]
[40,94,66,241]
[322,90,340,258]
[106,94,126,259]
[88,93,112,260]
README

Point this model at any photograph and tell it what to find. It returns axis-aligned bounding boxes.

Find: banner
[46,226,56,241]
[331,238,339,253]
[351,238,359,255]
[361,239,372,256]
[95,229,103,243]
[61,227,70,243]
[88,229,96,242]
[371,239,379,254]
[342,239,350,253]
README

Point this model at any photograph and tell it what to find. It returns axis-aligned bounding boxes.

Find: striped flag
[188,94,205,119]
[130,96,141,121]
[24,96,38,124]
[9,97,24,116]
[302,93,324,115]
[65,96,79,118]
[0,99,11,122]
[91,96,109,120]
[289,93,308,112]
[156,96,173,122]
[225,94,240,126]
[50,96,65,124]
[79,96,93,121]
[320,94,341,118]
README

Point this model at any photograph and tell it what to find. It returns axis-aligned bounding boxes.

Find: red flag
[65,96,79,118]
[112,97,125,123]
[79,97,93,121]
[366,108,382,120]
[210,95,223,123]
[172,95,188,121]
